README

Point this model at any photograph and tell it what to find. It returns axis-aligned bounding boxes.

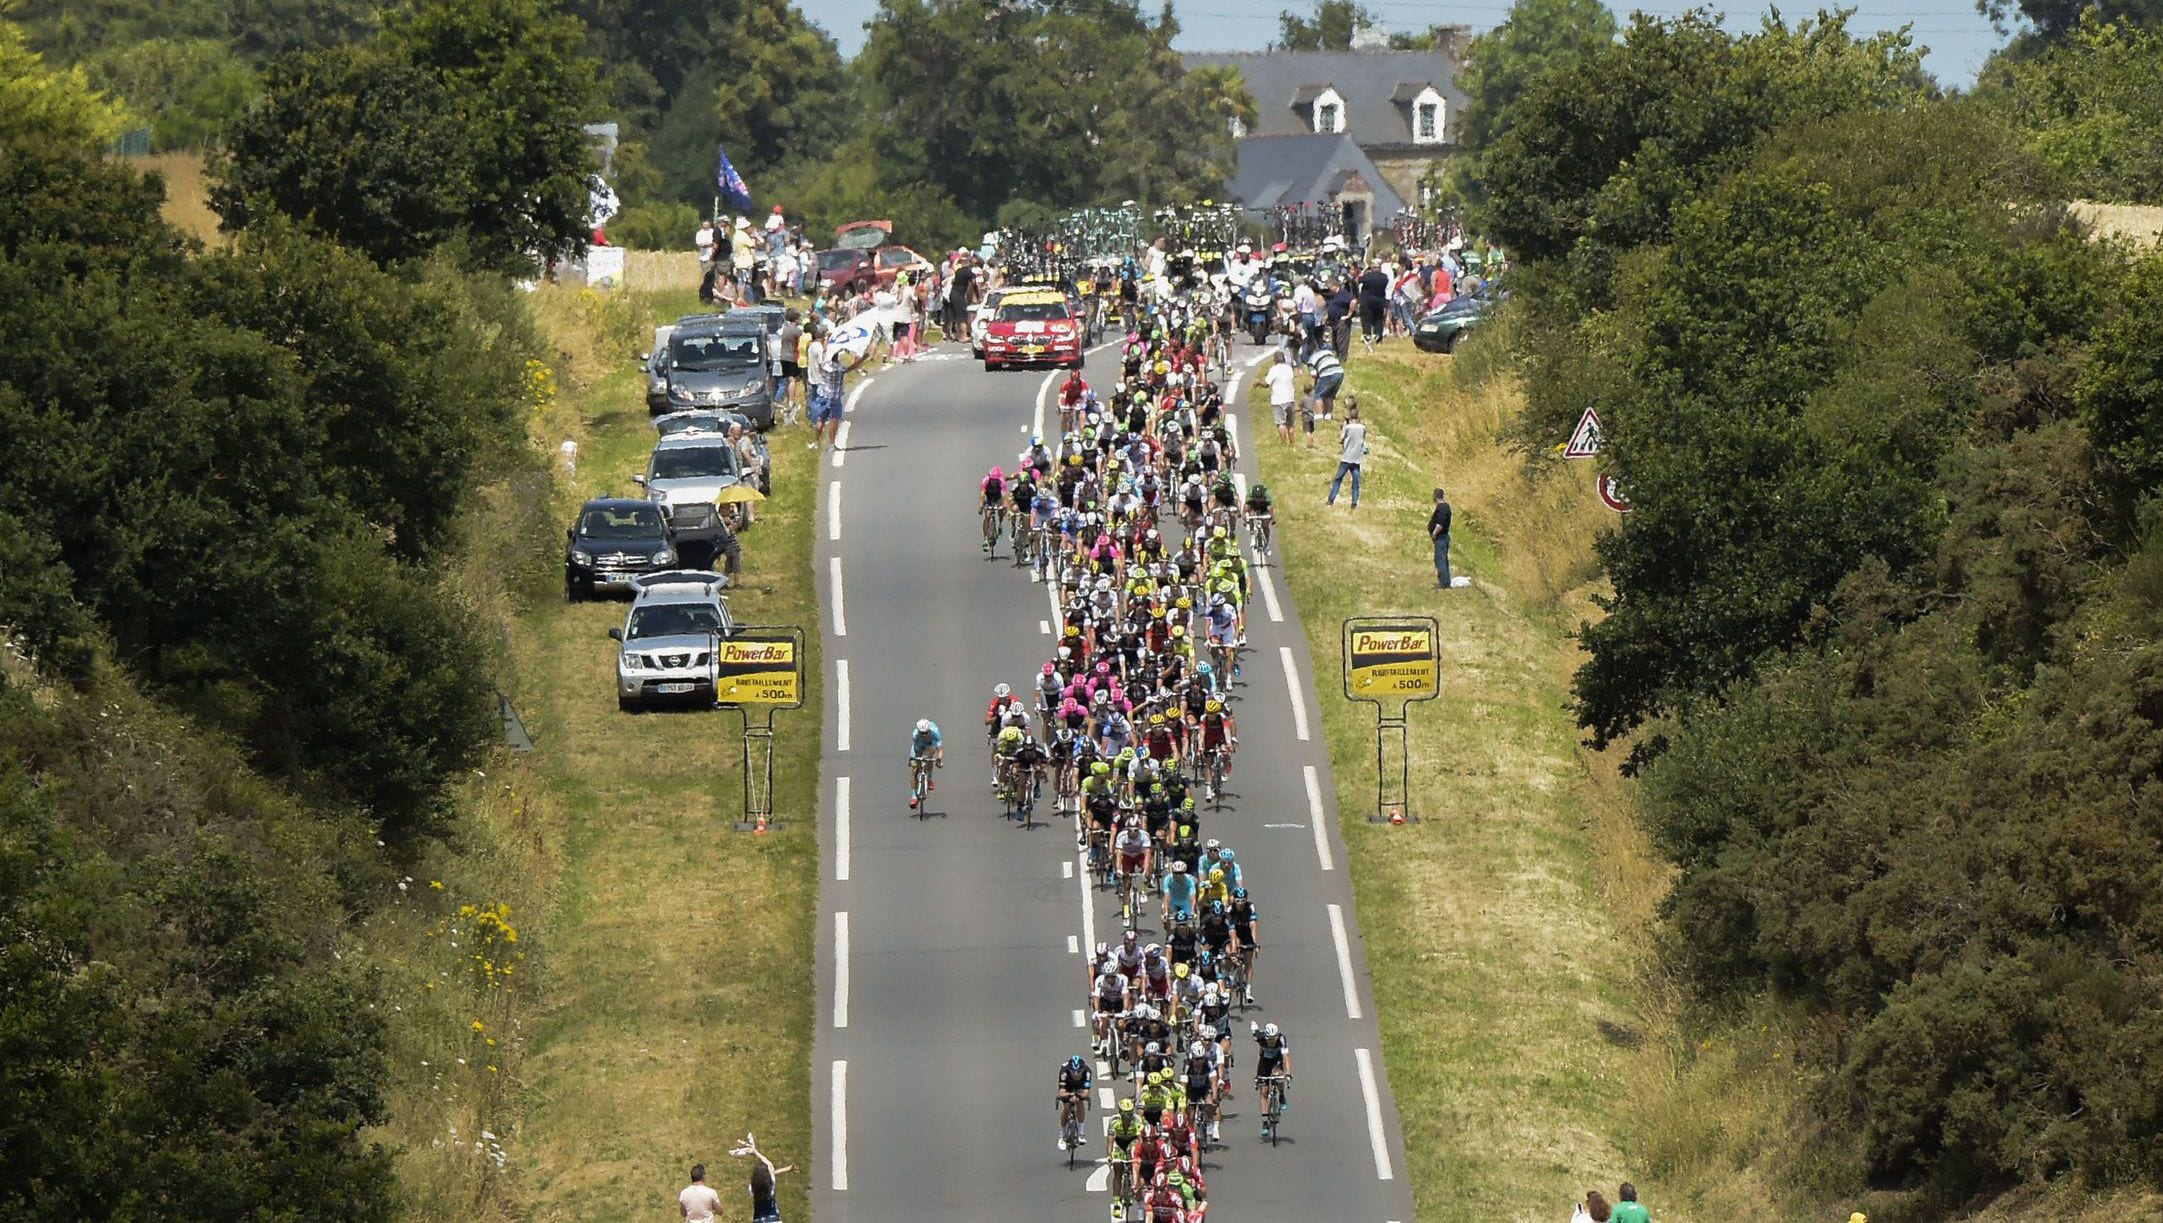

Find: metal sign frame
[716,624,805,831]
[1340,616,1440,824]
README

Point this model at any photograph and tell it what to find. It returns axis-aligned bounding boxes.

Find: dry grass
[131,151,224,245]
[504,285,821,1223]
[624,250,704,293]
[2072,199,2163,247]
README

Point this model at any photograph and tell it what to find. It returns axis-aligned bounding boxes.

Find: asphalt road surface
[813,336,1414,1223]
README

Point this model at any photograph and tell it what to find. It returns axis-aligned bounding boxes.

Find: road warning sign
[1564,406,1603,459]
[715,630,804,707]
[1343,618,1441,702]
[1598,474,1631,513]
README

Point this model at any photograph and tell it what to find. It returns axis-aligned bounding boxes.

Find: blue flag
[716,145,752,212]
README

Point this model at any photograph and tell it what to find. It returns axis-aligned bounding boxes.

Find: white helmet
[1190,1041,1207,1058]
[915,719,932,733]
[994,682,1011,698]
[1263,1023,1280,1038]
[1095,941,1109,957]
[1198,1023,1217,1041]
[1146,1041,1162,1055]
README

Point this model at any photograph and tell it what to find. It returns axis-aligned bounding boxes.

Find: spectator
[679,1164,721,1222]
[731,216,756,302]
[1291,277,1321,360]
[1610,1183,1650,1223]
[1356,261,1390,344]
[696,217,719,304]
[741,1143,793,1223]
[1303,343,1344,436]
[776,310,803,421]
[711,513,743,578]
[945,255,978,339]
[1263,350,1298,445]
[1428,487,1453,588]
[1326,400,1367,509]
[1571,1190,1611,1223]
[1326,278,1355,357]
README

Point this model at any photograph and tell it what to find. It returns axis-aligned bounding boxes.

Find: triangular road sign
[1564,406,1603,459]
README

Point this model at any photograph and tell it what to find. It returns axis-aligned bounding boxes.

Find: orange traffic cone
[754,813,768,835]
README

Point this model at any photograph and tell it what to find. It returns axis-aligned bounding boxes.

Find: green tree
[1187,63,1259,135]
[216,0,603,271]
[79,36,257,149]
[1274,0,1376,50]
[1977,15,2163,203]
[1456,0,1617,154]
[1976,0,2163,41]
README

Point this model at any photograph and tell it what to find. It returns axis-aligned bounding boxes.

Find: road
[811,337,1414,1223]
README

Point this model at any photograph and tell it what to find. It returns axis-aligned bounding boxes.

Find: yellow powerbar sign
[1344,621,1439,699]
[715,634,801,707]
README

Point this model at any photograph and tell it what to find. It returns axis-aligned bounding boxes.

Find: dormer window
[1310,85,1346,134]
[1411,86,1446,144]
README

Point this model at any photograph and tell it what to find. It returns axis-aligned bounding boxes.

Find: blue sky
[805,0,2012,87]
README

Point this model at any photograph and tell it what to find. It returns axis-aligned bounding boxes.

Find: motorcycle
[1242,282,1276,346]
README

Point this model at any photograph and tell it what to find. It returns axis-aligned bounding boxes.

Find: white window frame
[1312,87,1345,134]
[1411,87,1446,145]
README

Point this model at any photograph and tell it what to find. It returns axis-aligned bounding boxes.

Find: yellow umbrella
[714,483,767,505]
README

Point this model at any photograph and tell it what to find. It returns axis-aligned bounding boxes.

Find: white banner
[585,244,626,289]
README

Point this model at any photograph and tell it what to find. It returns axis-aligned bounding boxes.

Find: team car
[633,432,747,557]
[981,289,1083,371]
[608,571,736,711]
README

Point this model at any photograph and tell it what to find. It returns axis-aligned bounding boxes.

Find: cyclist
[1252,1021,1292,1135]
[1162,859,1197,928]
[1008,732,1049,817]
[1243,480,1273,548]
[979,465,1006,552]
[1115,816,1154,909]
[1091,962,1131,1056]
[1181,1040,1220,1143]
[1228,887,1259,1004]
[993,724,1028,805]
[1107,1098,1145,1193]
[984,682,1018,744]
[907,718,943,809]
[1057,1054,1094,1150]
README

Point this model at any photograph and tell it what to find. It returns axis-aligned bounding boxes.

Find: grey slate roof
[1223,133,1407,217]
[1182,49,1468,150]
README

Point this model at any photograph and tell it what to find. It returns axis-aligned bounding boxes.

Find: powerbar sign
[1342,618,1440,702]
[715,630,804,708]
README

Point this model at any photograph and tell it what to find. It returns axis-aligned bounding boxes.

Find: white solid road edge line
[1281,646,1310,741]
[1328,903,1363,1019]
[835,660,851,753]
[831,419,851,468]
[1077,842,1098,968]
[829,556,848,636]
[835,777,852,881]
[834,911,850,1029]
[831,1060,849,1190]
[1356,1047,1395,1181]
[827,480,841,542]
[1305,765,1335,872]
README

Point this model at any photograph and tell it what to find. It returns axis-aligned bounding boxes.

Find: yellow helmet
[1206,699,1223,713]
[1149,713,1165,726]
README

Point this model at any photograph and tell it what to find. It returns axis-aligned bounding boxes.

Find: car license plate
[1023,345,1044,355]
[657,682,696,694]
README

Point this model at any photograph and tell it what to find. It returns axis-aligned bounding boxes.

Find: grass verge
[1248,337,1724,1220]
[513,285,822,1223]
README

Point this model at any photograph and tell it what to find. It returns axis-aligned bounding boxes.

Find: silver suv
[634,433,746,554]
[608,571,735,711]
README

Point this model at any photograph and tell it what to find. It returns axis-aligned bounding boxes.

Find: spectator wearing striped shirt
[1302,346,1344,449]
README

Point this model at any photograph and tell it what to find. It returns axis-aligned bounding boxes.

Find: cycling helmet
[1173,962,1190,978]
[1068,1054,1087,1072]
[1169,624,1186,638]
[1123,929,1139,943]
[1119,1098,1136,1113]
[1031,434,1043,446]
[1042,662,1057,675]
[1145,943,1163,955]
[916,719,934,733]
[1218,849,1235,863]
[1190,1041,1207,1057]
[1205,699,1223,713]
[994,682,1012,698]
[1231,887,1247,899]
[988,466,1003,479]
[1145,1041,1161,1056]
[1171,860,1188,873]
[1095,941,1109,957]
[1199,1023,1218,1040]
[1211,900,1227,915]
[1208,868,1225,883]
[1148,713,1164,726]
[1262,1023,1279,1038]
[1205,839,1220,852]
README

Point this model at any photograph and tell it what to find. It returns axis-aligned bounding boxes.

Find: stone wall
[1369,154,1451,210]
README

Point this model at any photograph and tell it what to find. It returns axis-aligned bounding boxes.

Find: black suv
[564,497,676,600]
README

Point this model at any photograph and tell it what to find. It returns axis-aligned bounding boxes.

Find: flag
[716,145,752,212]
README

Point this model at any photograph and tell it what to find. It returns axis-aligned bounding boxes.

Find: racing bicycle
[1059,1092,1088,1167]
[910,754,936,816]
[1201,743,1229,810]
[981,503,1001,556]
[1244,511,1273,557]
[1009,508,1033,567]
[1259,1073,1292,1145]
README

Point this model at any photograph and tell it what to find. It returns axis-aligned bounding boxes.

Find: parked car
[1412,292,1503,354]
[652,409,772,494]
[814,220,932,294]
[634,433,746,557]
[647,318,774,427]
[981,289,1083,371]
[564,497,675,601]
[609,571,736,711]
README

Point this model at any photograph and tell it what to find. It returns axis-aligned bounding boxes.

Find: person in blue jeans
[1326,403,1366,509]
[1428,487,1453,587]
